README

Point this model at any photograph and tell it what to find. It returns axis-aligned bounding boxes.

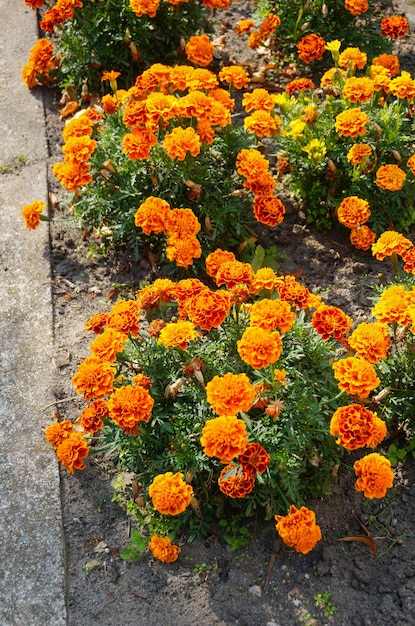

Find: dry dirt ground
[40,2,415,625]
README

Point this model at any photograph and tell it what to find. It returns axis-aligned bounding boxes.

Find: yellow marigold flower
[311,304,352,341]
[348,322,391,363]
[130,0,160,17]
[330,404,387,450]
[332,357,380,398]
[335,107,369,138]
[250,298,295,333]
[338,47,367,70]
[185,34,215,67]
[218,465,255,498]
[337,196,370,229]
[350,225,376,250]
[249,267,283,295]
[325,39,341,53]
[134,196,170,236]
[244,110,281,137]
[347,143,372,166]
[149,472,192,515]
[371,230,412,260]
[219,65,249,89]
[56,432,89,474]
[274,368,287,386]
[237,326,283,370]
[21,199,45,230]
[158,319,199,349]
[206,372,256,415]
[215,260,254,289]
[375,164,406,191]
[389,71,415,100]
[45,420,73,450]
[163,126,200,161]
[235,19,255,35]
[148,535,181,563]
[381,15,409,39]
[344,0,368,15]
[372,53,400,77]
[253,195,285,226]
[372,284,414,326]
[201,415,248,463]
[187,289,231,331]
[301,139,327,164]
[284,119,306,138]
[205,248,236,279]
[297,34,326,64]
[343,76,375,103]
[108,385,154,434]
[90,327,127,363]
[242,88,275,112]
[354,453,394,498]
[72,355,115,400]
[275,505,322,554]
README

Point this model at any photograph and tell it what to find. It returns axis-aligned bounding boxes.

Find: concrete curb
[0,1,67,624]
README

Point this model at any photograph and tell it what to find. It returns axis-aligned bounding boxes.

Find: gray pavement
[0,1,66,624]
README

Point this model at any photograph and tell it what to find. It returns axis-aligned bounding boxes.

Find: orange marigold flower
[201,415,248,463]
[205,248,236,279]
[372,285,414,326]
[338,47,367,70]
[238,442,270,475]
[275,505,322,554]
[297,34,326,64]
[236,148,270,180]
[302,104,318,125]
[21,199,45,230]
[330,404,387,450]
[332,357,380,398]
[186,68,218,91]
[228,284,250,305]
[171,278,208,317]
[311,305,352,341]
[196,120,215,143]
[401,247,415,274]
[147,318,166,337]
[101,70,121,83]
[237,326,282,370]
[335,107,369,137]
[371,231,412,260]
[78,399,108,434]
[72,355,115,400]
[45,420,73,449]
[158,319,199,350]
[215,260,254,289]
[122,128,157,160]
[250,267,283,295]
[354,453,394,498]
[148,535,181,563]
[187,289,231,331]
[235,19,255,35]
[253,195,285,226]
[337,196,370,229]
[407,154,415,174]
[129,0,160,17]
[149,472,192,515]
[346,143,372,166]
[285,78,315,95]
[206,372,256,415]
[320,67,346,87]
[348,321,391,363]
[242,88,275,112]
[108,385,154,434]
[132,373,153,389]
[209,88,235,112]
[52,161,92,192]
[101,94,120,115]
[164,207,200,237]
[134,196,170,235]
[107,300,141,336]
[350,225,376,251]
[381,15,409,39]
[259,14,281,38]
[246,171,276,196]
[185,34,215,67]
[274,368,287,385]
[389,71,415,100]
[218,465,255,498]
[345,0,368,14]
[163,126,200,161]
[375,164,406,191]
[56,432,89,474]
[62,135,97,163]
[84,312,108,334]
[250,298,294,333]
[219,66,249,89]
[276,275,310,309]
[24,0,44,8]
[244,110,280,137]
[372,53,400,77]
[166,235,202,269]
[343,76,374,103]
[90,327,127,362]
[369,65,392,93]
[248,31,264,50]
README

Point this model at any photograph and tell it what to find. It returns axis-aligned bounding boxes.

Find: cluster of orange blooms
[21,38,58,88]
[39,0,82,32]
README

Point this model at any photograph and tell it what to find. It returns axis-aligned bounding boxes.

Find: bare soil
[42,3,415,624]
